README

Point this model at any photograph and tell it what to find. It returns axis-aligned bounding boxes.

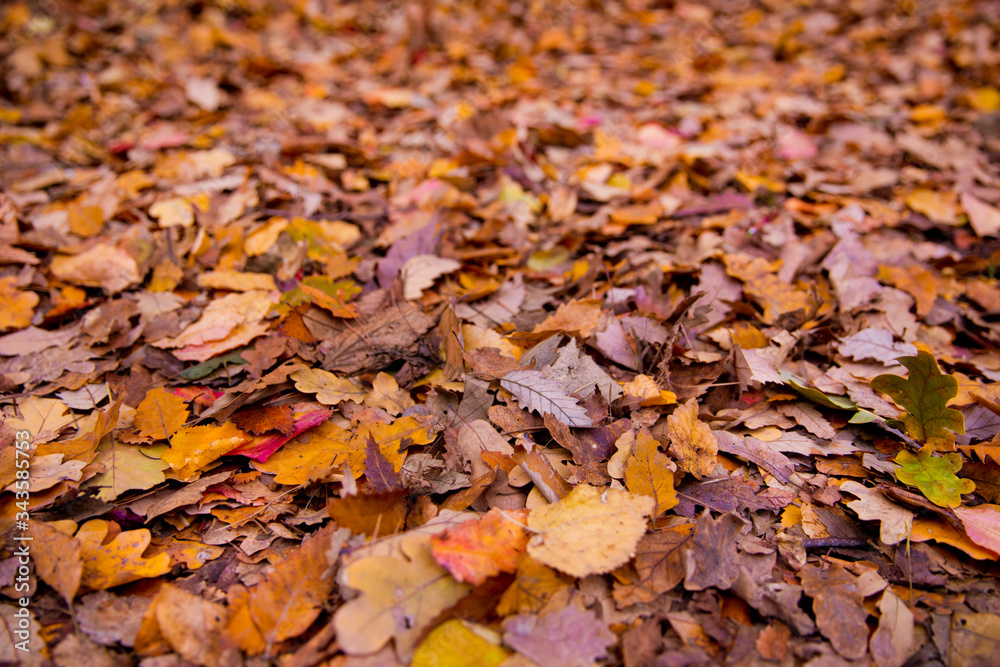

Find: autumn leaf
[666,399,719,478]
[895,446,976,508]
[226,525,340,654]
[840,481,914,545]
[526,484,653,577]
[134,387,189,441]
[290,367,367,405]
[412,620,509,667]
[953,504,1000,558]
[502,605,615,667]
[624,428,678,517]
[871,351,965,450]
[496,554,571,616]
[0,276,38,330]
[364,371,416,415]
[29,521,82,603]
[160,422,252,481]
[430,509,529,585]
[500,370,593,427]
[333,517,474,660]
[77,520,172,591]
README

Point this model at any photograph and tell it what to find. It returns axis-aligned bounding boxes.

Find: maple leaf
[430,508,529,585]
[500,370,593,427]
[895,446,976,508]
[666,399,719,478]
[871,351,965,450]
[526,483,652,577]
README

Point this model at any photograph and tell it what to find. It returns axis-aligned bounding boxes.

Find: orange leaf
[161,422,252,481]
[77,520,172,591]
[954,504,1000,558]
[134,387,190,441]
[0,276,38,331]
[430,509,529,585]
[625,428,678,517]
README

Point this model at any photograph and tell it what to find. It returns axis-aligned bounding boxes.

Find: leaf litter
[2,0,1000,664]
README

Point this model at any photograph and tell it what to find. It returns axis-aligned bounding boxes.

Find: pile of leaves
[2,0,1000,664]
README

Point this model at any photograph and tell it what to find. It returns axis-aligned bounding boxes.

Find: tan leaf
[625,428,678,516]
[526,483,653,577]
[667,399,719,478]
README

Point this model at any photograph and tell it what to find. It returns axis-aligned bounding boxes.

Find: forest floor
[2,0,1000,665]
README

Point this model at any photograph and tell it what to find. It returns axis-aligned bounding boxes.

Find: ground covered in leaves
[2,0,1000,665]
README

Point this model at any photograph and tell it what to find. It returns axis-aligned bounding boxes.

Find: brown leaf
[666,399,719,478]
[799,562,869,660]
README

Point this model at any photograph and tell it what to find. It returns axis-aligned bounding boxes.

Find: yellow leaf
[625,428,679,517]
[666,399,719,479]
[905,189,958,225]
[29,521,81,603]
[526,484,653,578]
[877,265,938,317]
[149,197,195,228]
[290,368,367,406]
[197,270,277,292]
[77,520,172,590]
[0,276,38,330]
[364,372,415,416]
[412,620,509,667]
[161,422,252,481]
[620,374,677,407]
[334,522,473,659]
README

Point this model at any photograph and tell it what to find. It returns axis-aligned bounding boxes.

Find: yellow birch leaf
[666,399,719,479]
[527,483,653,577]
[625,428,678,517]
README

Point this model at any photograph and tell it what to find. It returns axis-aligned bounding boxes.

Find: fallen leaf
[502,605,615,667]
[871,351,965,450]
[840,481,915,545]
[400,254,462,300]
[77,520,172,590]
[161,422,252,481]
[431,508,529,585]
[838,328,917,364]
[625,427,678,517]
[29,521,82,603]
[496,554,571,616]
[799,561,869,660]
[134,387,189,441]
[684,511,746,591]
[364,371,416,415]
[501,370,593,427]
[412,620,509,667]
[0,276,38,330]
[870,588,916,667]
[961,191,1000,237]
[953,504,1000,557]
[895,446,976,508]
[290,367,367,405]
[666,399,719,478]
[226,525,340,654]
[526,483,653,577]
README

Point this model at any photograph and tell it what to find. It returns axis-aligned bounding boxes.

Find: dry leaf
[666,399,719,478]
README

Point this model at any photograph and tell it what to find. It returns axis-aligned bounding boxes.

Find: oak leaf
[526,483,653,577]
[870,351,965,450]
[896,446,975,508]
[666,399,719,478]
[364,371,415,415]
[77,520,172,591]
[430,509,529,585]
[290,367,367,405]
[625,428,678,517]
[840,481,914,545]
